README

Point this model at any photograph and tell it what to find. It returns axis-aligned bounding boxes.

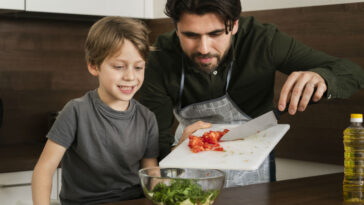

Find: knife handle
[273,108,286,120]
[274,99,319,120]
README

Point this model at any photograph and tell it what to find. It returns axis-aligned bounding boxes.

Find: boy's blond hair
[85,16,150,66]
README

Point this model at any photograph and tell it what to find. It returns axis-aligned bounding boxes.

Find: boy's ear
[87,63,99,76]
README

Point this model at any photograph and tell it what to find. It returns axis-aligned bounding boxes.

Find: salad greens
[148,179,219,205]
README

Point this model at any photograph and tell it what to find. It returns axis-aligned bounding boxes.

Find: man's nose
[197,36,210,55]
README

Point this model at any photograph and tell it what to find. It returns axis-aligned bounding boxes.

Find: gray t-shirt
[47,89,159,204]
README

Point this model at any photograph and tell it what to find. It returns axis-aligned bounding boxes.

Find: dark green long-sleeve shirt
[139,16,364,159]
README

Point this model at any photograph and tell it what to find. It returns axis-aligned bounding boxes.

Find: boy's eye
[135,66,144,70]
[113,65,125,69]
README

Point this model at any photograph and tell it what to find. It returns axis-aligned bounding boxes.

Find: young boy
[31,16,158,205]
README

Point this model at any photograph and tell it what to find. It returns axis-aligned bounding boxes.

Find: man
[139,0,364,186]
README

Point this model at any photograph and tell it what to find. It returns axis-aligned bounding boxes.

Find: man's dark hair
[165,0,242,33]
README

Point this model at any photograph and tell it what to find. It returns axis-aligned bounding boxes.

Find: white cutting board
[159,124,290,171]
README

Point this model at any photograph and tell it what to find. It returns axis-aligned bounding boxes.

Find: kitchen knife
[219,110,279,141]
[219,98,319,141]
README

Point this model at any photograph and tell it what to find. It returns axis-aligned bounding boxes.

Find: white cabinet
[144,0,167,19]
[0,0,24,10]
[242,0,364,12]
[25,0,167,19]
[0,170,59,205]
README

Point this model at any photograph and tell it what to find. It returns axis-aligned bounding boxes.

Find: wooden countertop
[104,173,351,205]
[0,142,44,173]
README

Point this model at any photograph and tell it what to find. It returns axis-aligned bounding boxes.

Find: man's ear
[232,20,239,35]
[87,63,99,76]
[175,24,180,38]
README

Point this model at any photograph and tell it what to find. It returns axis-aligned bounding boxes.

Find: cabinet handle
[0,183,31,188]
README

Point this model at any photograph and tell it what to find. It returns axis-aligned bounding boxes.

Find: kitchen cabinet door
[0,0,24,10]
[0,170,58,204]
[242,0,364,11]
[144,0,167,19]
[26,0,145,18]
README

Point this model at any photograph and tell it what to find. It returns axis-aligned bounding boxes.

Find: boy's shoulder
[63,90,94,112]
[133,99,156,119]
[133,99,153,113]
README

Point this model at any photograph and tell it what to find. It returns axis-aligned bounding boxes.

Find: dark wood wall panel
[145,18,173,45]
[0,17,98,144]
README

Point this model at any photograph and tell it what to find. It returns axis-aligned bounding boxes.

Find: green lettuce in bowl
[139,167,225,205]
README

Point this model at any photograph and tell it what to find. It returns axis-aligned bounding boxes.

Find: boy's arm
[141,158,159,176]
[141,158,158,169]
[32,139,66,205]
[141,158,160,188]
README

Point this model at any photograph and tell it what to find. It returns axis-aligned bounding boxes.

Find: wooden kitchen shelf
[0,142,45,173]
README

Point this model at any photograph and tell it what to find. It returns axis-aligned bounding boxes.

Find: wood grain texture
[0,142,44,172]
[0,16,98,145]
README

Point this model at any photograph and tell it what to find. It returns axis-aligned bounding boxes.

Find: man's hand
[278,71,327,115]
[176,121,211,146]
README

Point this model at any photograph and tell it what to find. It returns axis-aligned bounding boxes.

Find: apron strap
[225,61,234,92]
[177,55,185,111]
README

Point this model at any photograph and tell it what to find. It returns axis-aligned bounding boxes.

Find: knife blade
[219,110,279,141]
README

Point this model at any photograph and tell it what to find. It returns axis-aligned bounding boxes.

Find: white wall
[242,0,364,12]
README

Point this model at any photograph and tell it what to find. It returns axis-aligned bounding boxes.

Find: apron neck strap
[178,55,185,111]
[225,61,234,92]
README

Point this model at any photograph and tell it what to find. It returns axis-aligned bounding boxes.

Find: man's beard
[187,53,220,74]
[189,47,232,74]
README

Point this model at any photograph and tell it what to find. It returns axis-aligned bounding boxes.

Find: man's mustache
[192,53,219,59]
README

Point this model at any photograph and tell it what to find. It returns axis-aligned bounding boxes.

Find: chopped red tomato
[191,146,205,153]
[188,129,229,153]
[223,129,229,134]
[212,147,224,152]
[188,135,204,148]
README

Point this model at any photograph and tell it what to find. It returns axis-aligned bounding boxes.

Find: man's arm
[269,30,364,114]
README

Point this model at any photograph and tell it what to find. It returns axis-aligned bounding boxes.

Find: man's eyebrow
[207,29,225,35]
[181,28,225,36]
[181,31,200,36]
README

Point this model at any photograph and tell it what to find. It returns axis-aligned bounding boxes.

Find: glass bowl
[139,167,225,205]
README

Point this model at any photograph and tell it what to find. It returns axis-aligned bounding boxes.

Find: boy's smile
[88,39,145,111]
[117,85,136,95]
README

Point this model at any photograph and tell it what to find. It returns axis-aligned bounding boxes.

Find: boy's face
[88,39,145,111]
[176,12,238,73]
